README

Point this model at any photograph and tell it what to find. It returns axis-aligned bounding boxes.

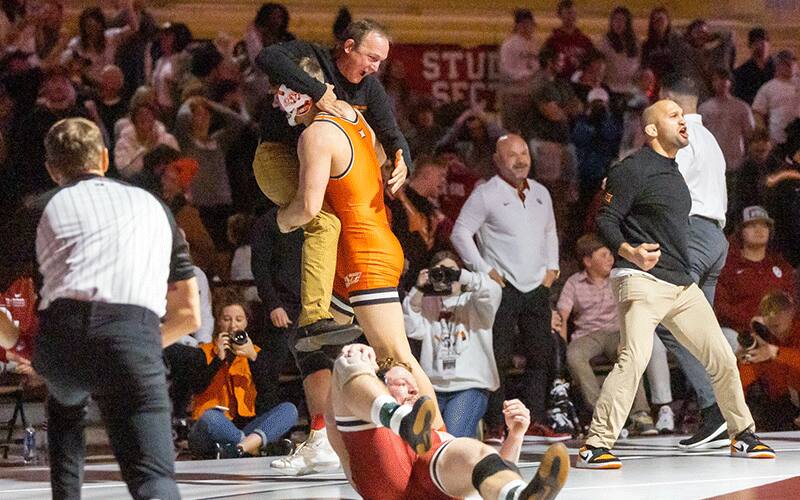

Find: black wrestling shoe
[519,443,570,499]
[294,319,364,352]
[678,404,729,450]
[399,396,436,455]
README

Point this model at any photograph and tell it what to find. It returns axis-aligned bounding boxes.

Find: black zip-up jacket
[255,40,413,171]
[250,208,302,320]
[596,146,694,286]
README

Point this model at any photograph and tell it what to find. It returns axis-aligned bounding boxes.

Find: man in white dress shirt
[451,133,564,440]
[658,76,733,450]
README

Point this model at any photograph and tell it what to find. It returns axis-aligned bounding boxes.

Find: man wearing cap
[716,206,796,347]
[737,290,800,430]
[733,28,775,105]
[752,49,800,145]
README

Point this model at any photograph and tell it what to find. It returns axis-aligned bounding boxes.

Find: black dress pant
[33,299,179,500]
[486,284,555,426]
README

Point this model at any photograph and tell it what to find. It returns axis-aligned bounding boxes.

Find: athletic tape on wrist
[332,354,378,393]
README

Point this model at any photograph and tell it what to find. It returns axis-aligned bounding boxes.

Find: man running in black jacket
[576,99,774,469]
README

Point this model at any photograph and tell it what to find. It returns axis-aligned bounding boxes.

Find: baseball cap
[741,205,774,226]
[587,87,610,104]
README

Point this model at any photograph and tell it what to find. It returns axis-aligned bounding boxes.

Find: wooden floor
[2,431,800,499]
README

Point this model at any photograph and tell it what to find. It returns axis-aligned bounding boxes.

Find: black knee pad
[471,453,519,491]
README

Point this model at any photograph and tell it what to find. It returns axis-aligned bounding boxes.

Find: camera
[420,266,461,296]
[740,321,771,351]
[224,330,250,363]
[229,330,249,346]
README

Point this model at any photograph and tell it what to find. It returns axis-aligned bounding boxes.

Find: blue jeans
[436,389,489,438]
[655,216,729,410]
[188,402,298,456]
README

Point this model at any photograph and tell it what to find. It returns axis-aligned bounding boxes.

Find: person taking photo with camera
[737,290,800,430]
[188,293,298,459]
[403,250,502,438]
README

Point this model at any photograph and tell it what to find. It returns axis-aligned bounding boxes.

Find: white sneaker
[270,428,340,476]
[656,405,675,434]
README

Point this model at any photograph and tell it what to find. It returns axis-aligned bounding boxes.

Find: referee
[2,118,200,499]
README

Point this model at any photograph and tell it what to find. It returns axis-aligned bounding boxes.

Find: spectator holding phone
[737,291,800,430]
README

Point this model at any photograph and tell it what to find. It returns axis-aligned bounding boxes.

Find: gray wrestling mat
[2,432,800,498]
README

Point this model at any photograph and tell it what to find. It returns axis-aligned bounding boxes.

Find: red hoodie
[715,244,796,334]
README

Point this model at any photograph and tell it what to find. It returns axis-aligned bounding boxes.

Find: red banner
[389,44,501,109]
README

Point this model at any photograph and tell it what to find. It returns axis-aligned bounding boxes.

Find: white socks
[369,394,412,435]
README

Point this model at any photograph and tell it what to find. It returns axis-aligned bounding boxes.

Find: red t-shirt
[543,27,595,79]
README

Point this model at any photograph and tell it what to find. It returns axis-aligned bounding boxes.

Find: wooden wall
[63,1,799,63]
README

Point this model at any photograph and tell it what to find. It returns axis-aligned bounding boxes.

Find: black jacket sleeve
[250,211,283,313]
[255,40,329,101]
[596,159,642,254]
[250,351,281,415]
[363,79,413,171]
[191,355,225,394]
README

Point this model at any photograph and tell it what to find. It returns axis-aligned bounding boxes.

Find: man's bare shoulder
[299,119,345,150]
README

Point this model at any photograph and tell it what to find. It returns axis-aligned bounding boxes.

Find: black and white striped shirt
[3,175,194,317]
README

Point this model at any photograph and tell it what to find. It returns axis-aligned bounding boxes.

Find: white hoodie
[403,270,502,392]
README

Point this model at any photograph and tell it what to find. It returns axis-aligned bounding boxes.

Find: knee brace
[471,453,519,491]
[333,354,378,393]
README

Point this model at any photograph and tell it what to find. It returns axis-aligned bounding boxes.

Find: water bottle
[22,427,36,464]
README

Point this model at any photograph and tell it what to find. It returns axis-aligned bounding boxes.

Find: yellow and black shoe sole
[520,443,570,500]
[400,396,436,455]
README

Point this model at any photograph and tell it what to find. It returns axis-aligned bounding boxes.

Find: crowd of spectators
[2,0,800,462]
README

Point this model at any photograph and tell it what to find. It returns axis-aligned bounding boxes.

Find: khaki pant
[585,274,754,449]
[252,142,339,327]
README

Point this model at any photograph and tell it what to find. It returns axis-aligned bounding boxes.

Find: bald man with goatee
[576,100,774,469]
[451,133,562,441]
